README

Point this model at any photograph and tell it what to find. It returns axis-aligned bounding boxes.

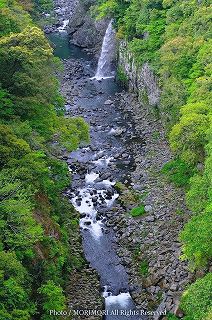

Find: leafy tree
[186,174,209,213]
[0,124,31,167]
[0,27,63,138]
[56,116,90,152]
[160,36,203,80]
[0,87,14,119]
[180,205,212,268]
[180,273,212,320]
[38,280,66,319]
[169,111,209,164]
[0,0,32,36]
[0,169,43,252]
[0,251,36,319]
[0,0,90,317]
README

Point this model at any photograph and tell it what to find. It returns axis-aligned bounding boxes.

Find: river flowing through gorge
[48,19,147,320]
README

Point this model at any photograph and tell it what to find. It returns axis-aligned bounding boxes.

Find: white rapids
[71,177,119,239]
[57,19,69,32]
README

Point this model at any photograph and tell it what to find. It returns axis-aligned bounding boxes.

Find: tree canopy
[0,0,89,318]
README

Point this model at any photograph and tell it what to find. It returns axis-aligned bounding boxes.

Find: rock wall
[67,0,108,53]
[119,42,160,107]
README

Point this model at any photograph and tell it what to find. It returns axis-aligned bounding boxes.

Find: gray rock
[144,205,153,212]
[170,283,178,291]
[68,2,86,34]
[104,99,113,105]
[146,216,155,222]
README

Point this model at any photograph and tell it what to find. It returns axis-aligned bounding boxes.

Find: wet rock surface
[59,52,192,318]
[44,0,107,54]
[48,4,192,317]
[108,93,193,317]
[61,57,144,319]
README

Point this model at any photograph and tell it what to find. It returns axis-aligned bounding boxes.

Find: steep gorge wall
[118,42,160,107]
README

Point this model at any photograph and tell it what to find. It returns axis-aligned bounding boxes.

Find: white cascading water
[58,19,69,32]
[95,20,116,80]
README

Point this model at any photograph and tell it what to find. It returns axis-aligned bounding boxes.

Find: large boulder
[67,2,86,34]
[72,16,100,48]
[68,0,108,51]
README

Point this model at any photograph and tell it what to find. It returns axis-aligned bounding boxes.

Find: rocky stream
[45,1,193,319]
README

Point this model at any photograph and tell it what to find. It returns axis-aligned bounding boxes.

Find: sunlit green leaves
[38,280,66,319]
[180,207,212,268]
[0,251,36,319]
[180,273,212,319]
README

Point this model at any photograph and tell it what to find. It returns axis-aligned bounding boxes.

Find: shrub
[116,65,128,88]
[161,158,193,187]
[180,206,212,268]
[167,313,179,320]
[38,280,66,320]
[139,260,149,277]
[169,112,209,164]
[180,273,212,320]
[130,204,146,217]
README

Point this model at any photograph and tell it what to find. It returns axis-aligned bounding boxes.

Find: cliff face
[119,42,160,107]
[67,0,108,53]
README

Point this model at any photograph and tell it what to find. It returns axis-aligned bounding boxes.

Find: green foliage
[0,251,36,318]
[0,0,90,317]
[38,280,66,319]
[57,116,90,151]
[0,169,43,252]
[139,260,149,277]
[0,0,32,36]
[169,111,209,164]
[186,174,208,213]
[160,37,203,80]
[180,205,212,268]
[94,0,129,22]
[115,181,126,192]
[161,158,193,187]
[167,314,178,320]
[116,65,128,88]
[180,273,212,320]
[115,182,141,206]
[160,76,187,127]
[0,87,14,118]
[0,124,31,166]
[33,0,53,13]
[130,204,146,217]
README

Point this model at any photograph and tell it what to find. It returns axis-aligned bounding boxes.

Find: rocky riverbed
[46,1,193,318]
[57,54,193,319]
[107,94,194,318]
[60,58,145,319]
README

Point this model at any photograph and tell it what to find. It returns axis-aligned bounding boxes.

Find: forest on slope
[94,0,212,319]
[0,0,89,319]
[0,0,211,319]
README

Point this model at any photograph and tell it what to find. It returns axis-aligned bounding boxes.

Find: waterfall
[95,20,116,80]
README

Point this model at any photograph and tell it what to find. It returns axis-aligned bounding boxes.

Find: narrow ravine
[48,18,147,319]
